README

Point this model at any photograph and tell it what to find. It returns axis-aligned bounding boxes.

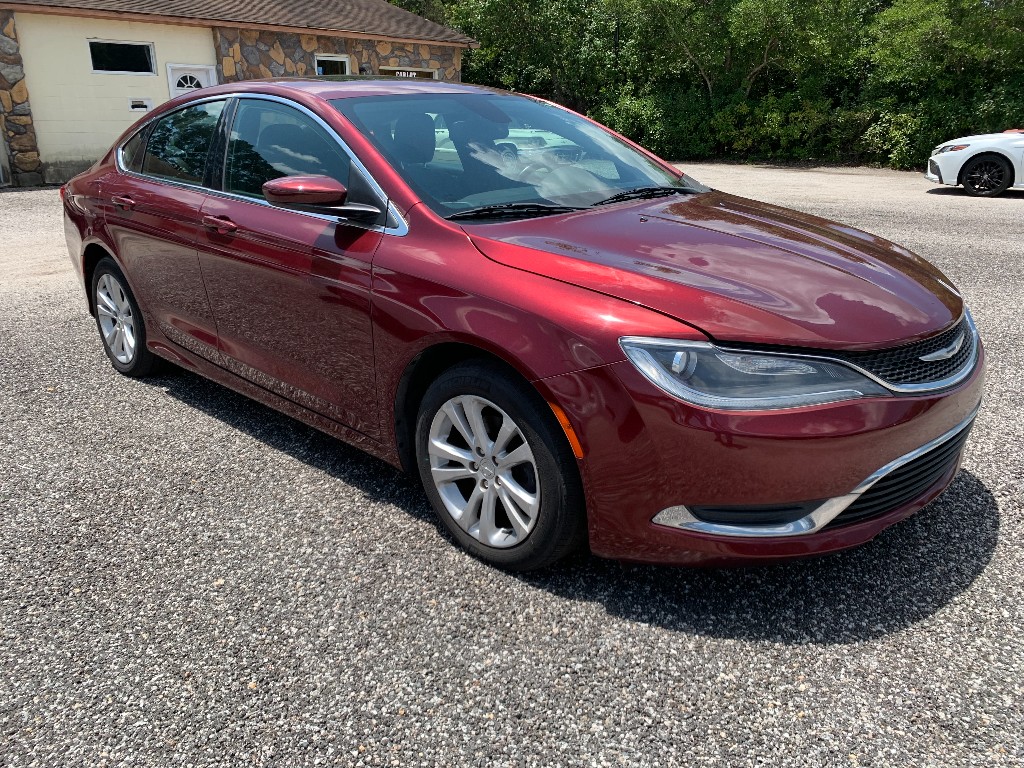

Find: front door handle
[111,195,135,210]
[202,215,238,235]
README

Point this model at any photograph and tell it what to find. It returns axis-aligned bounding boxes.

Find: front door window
[224,99,352,197]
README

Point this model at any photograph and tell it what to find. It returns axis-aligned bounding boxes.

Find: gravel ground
[1,166,1021,767]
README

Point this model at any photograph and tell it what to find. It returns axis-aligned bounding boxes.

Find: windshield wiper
[448,203,585,221]
[593,186,695,206]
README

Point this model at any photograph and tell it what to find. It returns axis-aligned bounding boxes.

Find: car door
[102,99,227,363]
[196,95,384,438]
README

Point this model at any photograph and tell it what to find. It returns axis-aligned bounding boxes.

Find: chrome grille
[828,317,975,386]
[723,315,978,390]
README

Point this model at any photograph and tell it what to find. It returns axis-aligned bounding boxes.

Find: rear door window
[141,101,225,185]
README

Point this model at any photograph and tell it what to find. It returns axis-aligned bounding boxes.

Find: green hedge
[404,0,1024,169]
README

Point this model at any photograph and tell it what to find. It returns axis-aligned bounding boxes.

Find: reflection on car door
[196,97,384,438]
[102,100,226,363]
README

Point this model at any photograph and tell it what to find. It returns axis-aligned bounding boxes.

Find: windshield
[331,92,707,220]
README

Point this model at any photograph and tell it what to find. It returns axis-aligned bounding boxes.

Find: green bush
[596,88,716,159]
[402,0,1024,170]
[861,111,923,169]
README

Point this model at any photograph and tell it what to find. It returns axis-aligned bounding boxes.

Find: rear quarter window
[119,129,147,173]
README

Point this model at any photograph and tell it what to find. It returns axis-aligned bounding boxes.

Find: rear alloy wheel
[415,361,586,570]
[961,155,1012,197]
[91,258,159,377]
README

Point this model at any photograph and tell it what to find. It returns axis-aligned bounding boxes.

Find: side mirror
[262,175,382,223]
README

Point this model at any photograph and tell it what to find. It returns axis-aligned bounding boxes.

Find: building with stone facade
[0,0,476,185]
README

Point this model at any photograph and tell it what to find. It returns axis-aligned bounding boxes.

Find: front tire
[91,258,159,377]
[961,154,1012,197]
[415,360,586,570]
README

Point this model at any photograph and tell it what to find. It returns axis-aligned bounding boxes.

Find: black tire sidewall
[415,361,585,570]
[91,258,155,377]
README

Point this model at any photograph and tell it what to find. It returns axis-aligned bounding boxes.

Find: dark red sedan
[62,79,984,569]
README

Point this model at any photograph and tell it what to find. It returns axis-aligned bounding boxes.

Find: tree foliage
[396,0,1024,168]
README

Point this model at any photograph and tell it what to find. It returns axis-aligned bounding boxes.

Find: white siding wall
[16,13,217,177]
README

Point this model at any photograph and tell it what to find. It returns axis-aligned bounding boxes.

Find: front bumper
[651,407,976,537]
[925,154,964,187]
[540,344,985,566]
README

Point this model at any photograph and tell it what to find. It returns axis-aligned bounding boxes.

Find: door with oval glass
[167,64,217,99]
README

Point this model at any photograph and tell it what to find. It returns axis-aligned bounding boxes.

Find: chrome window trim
[652,403,980,538]
[114,92,410,237]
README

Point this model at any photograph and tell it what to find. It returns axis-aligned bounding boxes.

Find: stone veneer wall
[213,28,460,84]
[0,11,41,186]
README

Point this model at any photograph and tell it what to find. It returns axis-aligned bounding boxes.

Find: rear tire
[91,258,159,378]
[961,154,1012,197]
[415,360,586,570]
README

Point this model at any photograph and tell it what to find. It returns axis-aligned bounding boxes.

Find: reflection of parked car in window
[499,129,583,164]
[429,114,581,169]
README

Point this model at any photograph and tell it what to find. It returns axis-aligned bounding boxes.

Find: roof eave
[0,3,479,47]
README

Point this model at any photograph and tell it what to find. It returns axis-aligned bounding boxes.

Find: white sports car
[925,130,1024,196]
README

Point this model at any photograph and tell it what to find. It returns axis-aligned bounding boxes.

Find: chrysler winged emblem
[919,332,966,362]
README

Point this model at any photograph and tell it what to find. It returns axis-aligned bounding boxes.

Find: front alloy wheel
[427,394,541,548]
[962,155,1012,197]
[415,361,586,570]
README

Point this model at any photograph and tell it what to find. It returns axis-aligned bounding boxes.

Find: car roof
[192,77,504,102]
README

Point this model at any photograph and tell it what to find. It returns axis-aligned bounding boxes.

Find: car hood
[939,132,1024,146]
[467,191,962,350]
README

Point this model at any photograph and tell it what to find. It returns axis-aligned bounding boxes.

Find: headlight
[619,338,890,410]
[936,144,970,154]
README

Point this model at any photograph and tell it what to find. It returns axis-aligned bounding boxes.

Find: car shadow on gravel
[524,471,998,644]
[151,368,999,646]
[926,186,1024,198]
[149,368,430,516]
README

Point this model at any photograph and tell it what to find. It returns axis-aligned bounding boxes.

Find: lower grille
[827,419,974,528]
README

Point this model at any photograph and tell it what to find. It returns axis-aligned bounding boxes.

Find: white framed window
[314,54,351,77]
[167,64,218,98]
[379,66,438,80]
[89,39,157,75]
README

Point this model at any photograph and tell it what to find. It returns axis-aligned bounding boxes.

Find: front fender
[370,204,703,462]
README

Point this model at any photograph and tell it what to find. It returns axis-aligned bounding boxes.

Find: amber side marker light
[548,402,585,459]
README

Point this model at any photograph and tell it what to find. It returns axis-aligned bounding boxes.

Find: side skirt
[147,339,403,470]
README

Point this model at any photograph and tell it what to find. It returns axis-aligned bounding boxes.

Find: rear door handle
[111,195,135,210]
[202,215,238,234]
